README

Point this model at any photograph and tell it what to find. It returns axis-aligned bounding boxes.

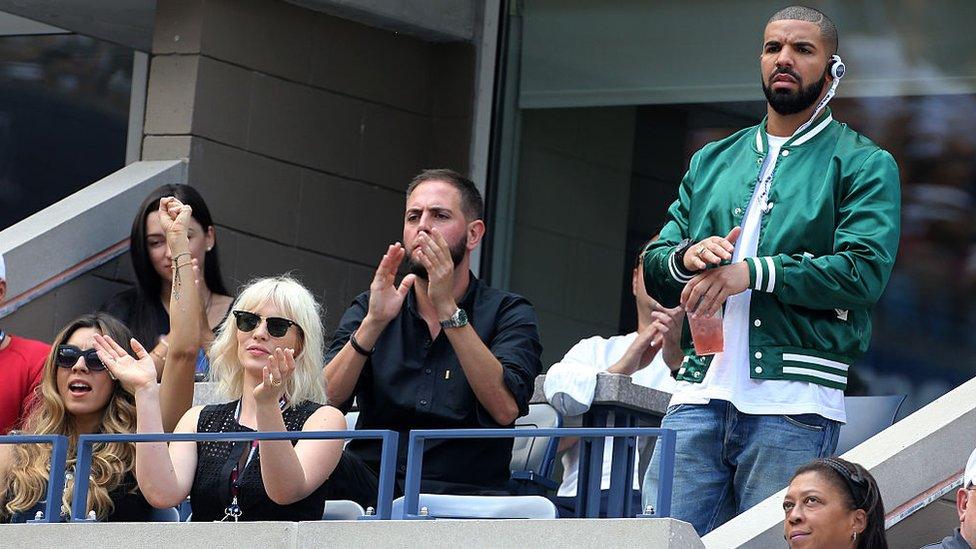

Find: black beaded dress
[190,400,330,522]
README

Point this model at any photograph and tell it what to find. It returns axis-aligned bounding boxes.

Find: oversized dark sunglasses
[56,345,108,371]
[233,310,300,338]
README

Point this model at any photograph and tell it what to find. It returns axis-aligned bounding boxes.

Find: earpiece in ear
[830,54,846,80]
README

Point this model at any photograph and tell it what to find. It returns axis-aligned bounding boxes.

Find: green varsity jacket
[643,108,901,390]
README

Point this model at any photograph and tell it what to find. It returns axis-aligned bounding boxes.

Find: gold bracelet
[174,259,193,270]
[172,252,191,264]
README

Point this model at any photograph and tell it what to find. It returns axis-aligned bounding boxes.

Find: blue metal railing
[0,435,70,523]
[401,427,676,520]
[72,430,398,521]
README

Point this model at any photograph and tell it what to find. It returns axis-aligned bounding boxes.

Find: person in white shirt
[544,247,683,517]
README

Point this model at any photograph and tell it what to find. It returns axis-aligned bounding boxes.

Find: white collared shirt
[544,333,676,497]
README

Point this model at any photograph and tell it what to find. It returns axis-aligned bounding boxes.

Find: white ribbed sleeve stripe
[783,353,850,372]
[751,257,763,291]
[668,250,694,283]
[782,366,847,385]
[764,256,776,292]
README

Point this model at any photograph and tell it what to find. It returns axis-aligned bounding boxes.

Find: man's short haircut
[406,169,484,221]
[635,234,660,269]
[767,5,839,55]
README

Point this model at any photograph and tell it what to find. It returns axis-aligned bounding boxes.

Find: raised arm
[323,243,415,407]
[156,197,205,432]
[256,348,345,504]
[415,228,540,426]
[93,333,197,509]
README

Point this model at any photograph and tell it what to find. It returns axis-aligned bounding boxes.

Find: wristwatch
[440,308,469,329]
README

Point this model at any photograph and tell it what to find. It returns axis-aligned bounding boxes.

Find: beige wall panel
[296,170,403,265]
[358,103,432,191]
[510,225,571,317]
[188,138,303,246]
[192,57,253,148]
[431,43,476,118]
[4,274,129,343]
[309,14,432,114]
[142,135,193,160]
[200,0,315,84]
[246,73,364,177]
[152,0,205,54]
[431,115,473,175]
[144,55,200,135]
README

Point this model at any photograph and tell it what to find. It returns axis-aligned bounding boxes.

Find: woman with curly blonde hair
[0,313,154,522]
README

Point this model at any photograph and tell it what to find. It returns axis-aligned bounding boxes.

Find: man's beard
[406,235,467,280]
[762,68,827,115]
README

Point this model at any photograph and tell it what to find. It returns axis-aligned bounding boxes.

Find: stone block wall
[135,0,476,334]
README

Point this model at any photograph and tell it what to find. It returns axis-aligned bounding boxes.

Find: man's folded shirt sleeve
[489,296,544,419]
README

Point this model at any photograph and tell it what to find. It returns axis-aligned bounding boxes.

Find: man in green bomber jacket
[641,6,900,536]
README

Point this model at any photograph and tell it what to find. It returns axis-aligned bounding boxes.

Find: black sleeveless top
[190,400,328,522]
[4,471,153,523]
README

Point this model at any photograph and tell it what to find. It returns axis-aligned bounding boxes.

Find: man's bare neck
[766,108,813,137]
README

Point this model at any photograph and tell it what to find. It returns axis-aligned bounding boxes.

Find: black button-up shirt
[325,273,543,494]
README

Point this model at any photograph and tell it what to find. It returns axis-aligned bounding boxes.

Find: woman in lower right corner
[783,457,887,549]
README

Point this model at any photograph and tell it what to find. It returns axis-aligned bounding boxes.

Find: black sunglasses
[233,310,300,338]
[56,345,108,372]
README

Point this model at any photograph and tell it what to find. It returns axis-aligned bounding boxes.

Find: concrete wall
[510,107,636,368]
[1,161,186,342]
[0,518,704,548]
[141,0,476,334]
[1,258,132,340]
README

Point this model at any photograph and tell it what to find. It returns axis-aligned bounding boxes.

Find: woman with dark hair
[0,313,154,522]
[784,457,887,549]
[102,183,233,379]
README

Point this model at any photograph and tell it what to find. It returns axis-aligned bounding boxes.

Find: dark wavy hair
[127,183,229,346]
[791,458,887,549]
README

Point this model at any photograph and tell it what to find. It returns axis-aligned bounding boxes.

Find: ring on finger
[270,376,282,387]
[696,245,706,257]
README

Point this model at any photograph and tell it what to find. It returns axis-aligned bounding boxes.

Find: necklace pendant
[222,496,242,522]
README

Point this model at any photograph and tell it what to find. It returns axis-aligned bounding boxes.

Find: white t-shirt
[669,134,846,423]
[544,333,677,497]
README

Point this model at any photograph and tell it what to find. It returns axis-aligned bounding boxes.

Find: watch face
[443,308,468,328]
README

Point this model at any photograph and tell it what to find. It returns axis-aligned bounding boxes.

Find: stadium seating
[836,395,906,454]
[322,499,366,520]
[391,494,558,519]
[510,403,561,493]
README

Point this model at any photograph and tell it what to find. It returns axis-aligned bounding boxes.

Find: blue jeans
[642,400,839,536]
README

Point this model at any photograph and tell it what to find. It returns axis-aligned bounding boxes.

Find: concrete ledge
[702,377,976,548]
[1,518,702,548]
[0,160,187,318]
[1,522,296,549]
[285,0,476,42]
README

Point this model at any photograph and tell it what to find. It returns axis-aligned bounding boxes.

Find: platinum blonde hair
[208,275,326,407]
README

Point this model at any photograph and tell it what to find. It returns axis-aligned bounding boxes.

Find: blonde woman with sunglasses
[94,198,368,521]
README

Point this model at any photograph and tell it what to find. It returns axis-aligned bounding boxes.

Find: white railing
[0,160,187,318]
